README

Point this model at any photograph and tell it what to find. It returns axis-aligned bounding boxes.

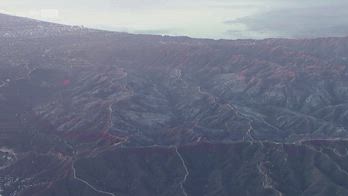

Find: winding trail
[101,102,114,136]
[301,143,348,177]
[225,103,256,142]
[72,162,116,196]
[333,148,348,157]
[197,86,216,104]
[69,93,131,196]
[196,85,257,142]
[257,161,283,196]
[175,146,189,196]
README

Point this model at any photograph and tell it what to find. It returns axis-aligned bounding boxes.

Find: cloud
[225,1,348,38]
[1,0,348,39]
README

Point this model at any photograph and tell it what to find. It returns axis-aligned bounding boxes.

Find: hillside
[1,13,348,196]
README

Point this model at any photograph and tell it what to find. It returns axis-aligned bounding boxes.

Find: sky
[0,0,347,39]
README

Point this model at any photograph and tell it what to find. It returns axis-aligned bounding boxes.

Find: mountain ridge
[1,13,348,196]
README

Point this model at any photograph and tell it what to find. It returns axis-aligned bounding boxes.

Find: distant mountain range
[1,13,348,196]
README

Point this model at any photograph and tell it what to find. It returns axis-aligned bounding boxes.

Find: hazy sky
[1,0,347,39]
